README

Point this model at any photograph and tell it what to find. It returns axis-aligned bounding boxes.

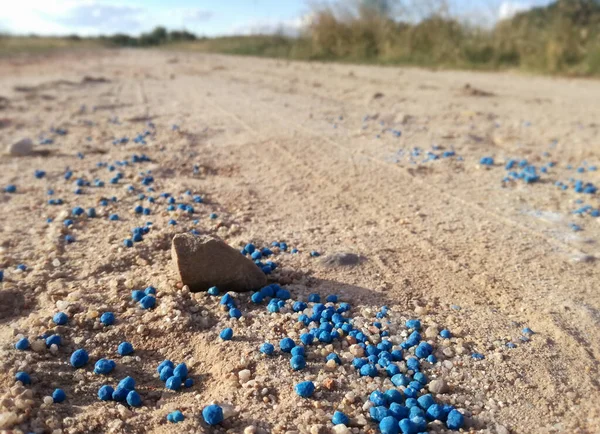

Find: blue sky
[0,0,553,37]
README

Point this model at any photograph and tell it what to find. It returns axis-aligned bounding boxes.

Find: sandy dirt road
[0,50,599,433]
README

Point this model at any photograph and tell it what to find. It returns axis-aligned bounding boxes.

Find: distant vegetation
[2,0,600,76]
[179,0,600,76]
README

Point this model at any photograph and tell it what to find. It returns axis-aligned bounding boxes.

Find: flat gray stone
[321,252,361,267]
[171,233,267,292]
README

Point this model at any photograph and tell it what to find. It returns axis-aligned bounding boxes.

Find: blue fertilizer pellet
[291,346,305,357]
[52,388,66,403]
[174,363,188,379]
[118,342,134,356]
[184,378,194,388]
[522,327,534,335]
[109,214,119,221]
[440,329,452,339]
[209,213,218,219]
[398,418,416,434]
[370,406,391,422]
[70,349,89,368]
[290,355,306,370]
[157,360,174,374]
[53,312,68,325]
[202,404,224,425]
[15,338,30,350]
[160,367,174,382]
[167,410,185,423]
[117,376,135,391]
[98,385,114,401]
[208,286,219,296]
[100,312,115,325]
[123,239,133,247]
[406,319,421,330]
[332,411,349,425]
[300,333,314,345]
[294,381,315,398]
[220,328,233,340]
[229,307,242,318]
[280,337,295,352]
[471,352,485,360]
[139,295,156,309]
[370,390,387,406]
[94,358,116,375]
[15,372,31,385]
[45,334,61,347]
[126,390,142,407]
[5,184,16,193]
[446,409,464,430]
[310,251,320,257]
[390,403,409,419]
[360,364,378,377]
[260,342,275,355]
[132,290,145,301]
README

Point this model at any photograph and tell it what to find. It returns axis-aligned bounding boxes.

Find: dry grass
[0,36,103,56]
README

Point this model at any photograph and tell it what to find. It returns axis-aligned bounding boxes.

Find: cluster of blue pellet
[97,376,142,407]
[572,205,600,217]
[247,287,467,433]
[124,224,152,247]
[502,159,548,184]
[391,147,460,165]
[131,286,157,309]
[479,156,494,166]
[241,242,278,274]
[156,360,194,391]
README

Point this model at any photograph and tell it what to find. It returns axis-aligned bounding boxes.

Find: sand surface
[0,50,599,434]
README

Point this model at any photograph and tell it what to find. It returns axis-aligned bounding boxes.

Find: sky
[0,0,555,37]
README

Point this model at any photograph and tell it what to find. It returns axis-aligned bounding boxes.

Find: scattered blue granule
[53,312,68,325]
[98,385,114,401]
[94,359,116,375]
[34,170,46,179]
[332,411,349,425]
[290,355,306,370]
[480,156,494,166]
[173,363,188,379]
[70,349,89,368]
[118,342,134,356]
[360,364,378,377]
[280,338,295,352]
[406,319,421,330]
[577,167,585,173]
[52,388,66,403]
[471,352,485,360]
[506,342,517,348]
[569,223,583,232]
[260,342,275,355]
[310,251,320,257]
[372,406,392,422]
[446,409,465,430]
[126,390,142,407]
[140,295,156,309]
[522,327,534,335]
[220,328,233,340]
[5,184,16,193]
[202,404,224,425]
[16,264,27,271]
[45,334,61,347]
[15,338,30,350]
[15,372,31,385]
[167,410,185,423]
[442,150,455,158]
[505,159,516,170]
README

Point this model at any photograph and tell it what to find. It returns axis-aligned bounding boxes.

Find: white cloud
[229,14,312,37]
[498,1,532,20]
[0,0,213,36]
